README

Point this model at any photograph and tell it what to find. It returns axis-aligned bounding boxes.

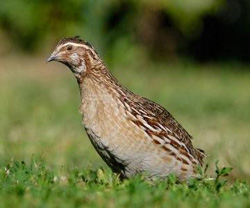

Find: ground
[0,55,249,207]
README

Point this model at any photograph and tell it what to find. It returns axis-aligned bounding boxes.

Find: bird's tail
[195,148,206,166]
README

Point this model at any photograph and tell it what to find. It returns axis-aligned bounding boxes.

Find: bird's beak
[47,50,60,63]
[46,55,57,63]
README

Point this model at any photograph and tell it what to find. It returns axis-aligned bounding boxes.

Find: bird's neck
[77,65,128,132]
[77,64,125,105]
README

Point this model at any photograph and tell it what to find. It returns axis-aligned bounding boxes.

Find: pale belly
[81,102,196,180]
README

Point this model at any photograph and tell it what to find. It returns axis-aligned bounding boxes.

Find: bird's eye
[67,45,73,51]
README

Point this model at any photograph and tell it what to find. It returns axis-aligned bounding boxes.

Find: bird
[47,36,205,181]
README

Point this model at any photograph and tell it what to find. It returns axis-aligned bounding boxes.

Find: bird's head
[47,36,100,77]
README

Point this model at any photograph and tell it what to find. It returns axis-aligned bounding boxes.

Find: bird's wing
[122,89,205,165]
[137,96,193,143]
[132,95,205,165]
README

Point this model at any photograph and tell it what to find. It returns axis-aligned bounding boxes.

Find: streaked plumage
[47,36,205,180]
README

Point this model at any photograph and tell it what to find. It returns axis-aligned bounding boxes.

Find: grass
[0,159,249,208]
[0,54,250,207]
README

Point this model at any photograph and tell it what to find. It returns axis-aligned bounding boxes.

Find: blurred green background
[0,0,250,181]
[1,0,250,62]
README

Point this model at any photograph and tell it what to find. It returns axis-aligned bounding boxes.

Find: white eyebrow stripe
[55,41,99,61]
[57,42,91,52]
